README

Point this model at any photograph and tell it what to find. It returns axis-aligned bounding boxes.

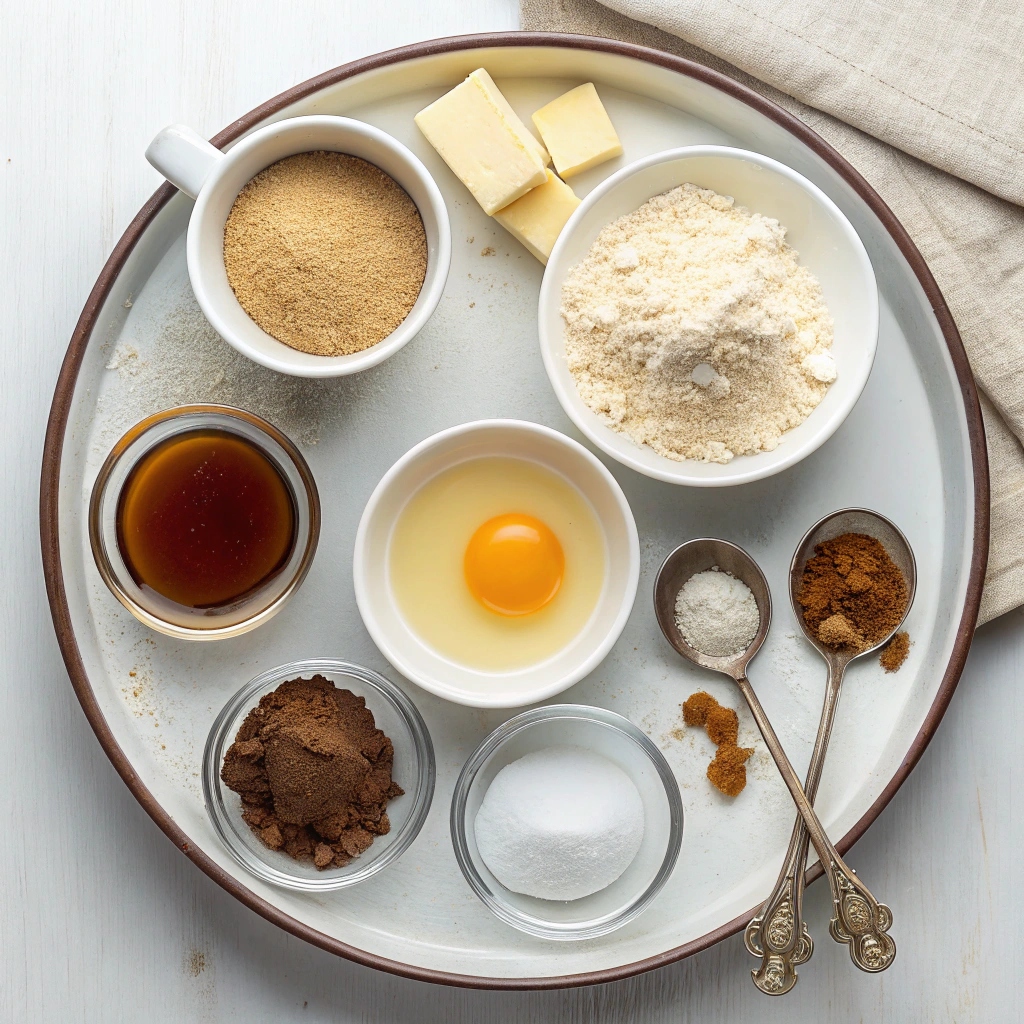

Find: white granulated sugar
[561,183,836,464]
[473,746,645,901]
[675,567,759,657]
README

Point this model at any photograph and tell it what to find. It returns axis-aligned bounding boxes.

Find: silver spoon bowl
[790,508,917,665]
[744,509,915,993]
[653,537,771,674]
[654,538,897,992]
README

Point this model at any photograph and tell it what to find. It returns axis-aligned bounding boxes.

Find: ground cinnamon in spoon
[798,533,908,656]
[221,675,403,869]
[682,691,752,796]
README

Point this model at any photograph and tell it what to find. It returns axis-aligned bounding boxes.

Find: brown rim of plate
[39,31,990,990]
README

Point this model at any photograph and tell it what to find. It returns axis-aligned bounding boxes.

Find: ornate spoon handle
[826,858,895,970]
[732,673,896,975]
[744,658,845,993]
[744,828,813,993]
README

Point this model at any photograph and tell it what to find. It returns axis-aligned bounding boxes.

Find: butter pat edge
[493,170,581,265]
[469,69,550,169]
[532,83,623,179]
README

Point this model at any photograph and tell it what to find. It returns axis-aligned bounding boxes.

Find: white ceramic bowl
[353,420,640,708]
[146,116,451,378]
[539,146,878,486]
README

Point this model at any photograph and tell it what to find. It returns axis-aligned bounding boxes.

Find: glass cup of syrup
[89,405,320,640]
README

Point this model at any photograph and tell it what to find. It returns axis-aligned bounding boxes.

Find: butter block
[532,83,623,179]
[493,170,580,265]
[415,69,549,215]
[470,69,550,169]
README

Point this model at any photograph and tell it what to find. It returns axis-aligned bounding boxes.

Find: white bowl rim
[539,144,879,487]
[353,419,641,708]
[187,114,452,379]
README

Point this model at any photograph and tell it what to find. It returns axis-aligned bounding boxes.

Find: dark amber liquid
[116,429,297,609]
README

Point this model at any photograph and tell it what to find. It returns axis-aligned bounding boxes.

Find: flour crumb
[106,344,139,372]
[561,183,835,463]
[102,281,349,448]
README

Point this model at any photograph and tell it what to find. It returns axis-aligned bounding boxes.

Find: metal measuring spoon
[654,538,897,992]
[743,510,915,994]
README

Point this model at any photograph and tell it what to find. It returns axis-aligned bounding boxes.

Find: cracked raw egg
[389,457,605,671]
[464,513,564,616]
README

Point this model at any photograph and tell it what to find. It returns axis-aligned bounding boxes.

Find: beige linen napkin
[522,0,1024,624]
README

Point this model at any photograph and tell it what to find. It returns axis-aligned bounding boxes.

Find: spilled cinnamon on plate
[682,691,752,797]
[880,631,911,673]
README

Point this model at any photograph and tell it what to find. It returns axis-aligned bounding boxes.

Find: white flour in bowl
[561,183,836,464]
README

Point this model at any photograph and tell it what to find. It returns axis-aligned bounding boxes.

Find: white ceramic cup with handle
[146,116,451,378]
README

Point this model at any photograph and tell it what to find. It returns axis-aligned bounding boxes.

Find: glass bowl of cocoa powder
[203,659,435,891]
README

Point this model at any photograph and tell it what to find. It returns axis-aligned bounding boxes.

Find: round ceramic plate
[41,33,987,988]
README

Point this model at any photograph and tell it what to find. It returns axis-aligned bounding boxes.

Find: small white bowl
[539,146,878,487]
[146,116,451,378]
[353,420,639,708]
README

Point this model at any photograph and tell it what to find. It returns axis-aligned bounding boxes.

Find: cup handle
[145,124,224,199]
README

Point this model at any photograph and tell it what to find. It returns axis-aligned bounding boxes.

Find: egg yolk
[464,513,565,617]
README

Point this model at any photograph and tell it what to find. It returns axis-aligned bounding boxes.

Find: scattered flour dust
[100,278,351,451]
[561,183,836,464]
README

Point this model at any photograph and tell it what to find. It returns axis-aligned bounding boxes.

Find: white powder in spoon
[561,183,836,464]
[474,746,644,901]
[675,567,759,657]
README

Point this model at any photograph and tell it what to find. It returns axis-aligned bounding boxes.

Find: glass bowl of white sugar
[450,704,683,940]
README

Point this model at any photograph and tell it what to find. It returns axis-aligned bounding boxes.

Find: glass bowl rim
[450,703,684,940]
[87,403,321,640]
[203,657,436,891]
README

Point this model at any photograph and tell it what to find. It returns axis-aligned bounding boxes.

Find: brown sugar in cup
[223,151,428,357]
[204,660,435,892]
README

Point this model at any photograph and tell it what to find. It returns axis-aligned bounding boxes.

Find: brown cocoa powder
[221,675,403,869]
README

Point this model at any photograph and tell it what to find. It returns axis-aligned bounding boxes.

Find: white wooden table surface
[3,1,1021,1020]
